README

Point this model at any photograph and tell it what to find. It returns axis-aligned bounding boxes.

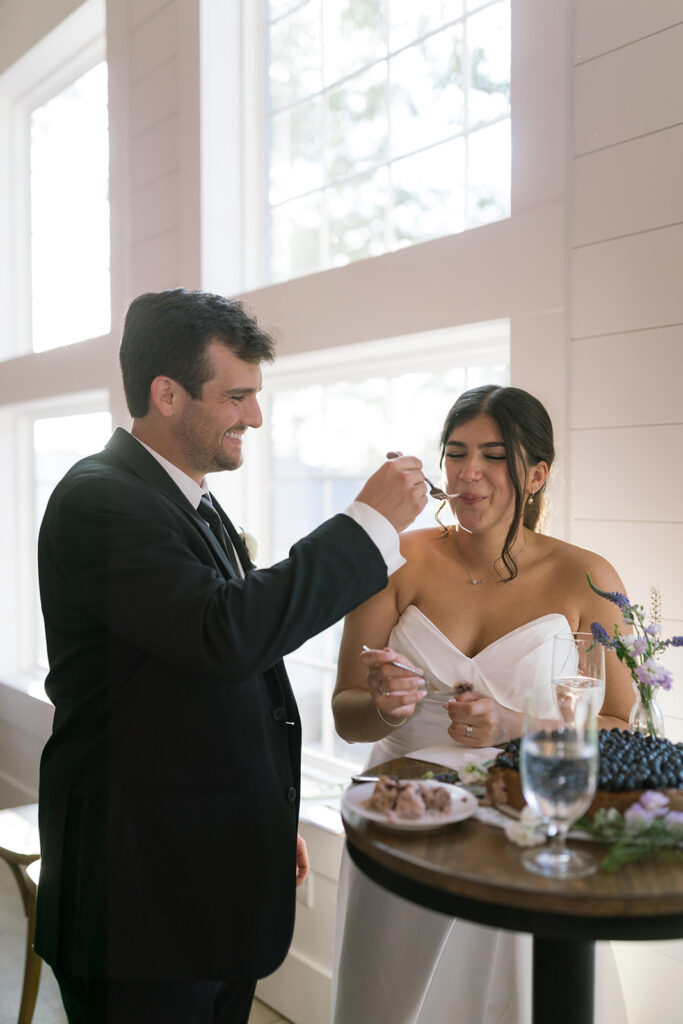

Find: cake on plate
[486,728,683,818]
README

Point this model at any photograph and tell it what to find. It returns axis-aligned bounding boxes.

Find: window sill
[0,673,53,739]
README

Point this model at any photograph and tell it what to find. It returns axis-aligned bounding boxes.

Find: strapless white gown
[332,607,625,1024]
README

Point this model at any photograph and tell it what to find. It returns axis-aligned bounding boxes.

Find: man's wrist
[343,501,405,576]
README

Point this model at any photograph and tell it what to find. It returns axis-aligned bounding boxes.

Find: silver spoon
[386,451,460,501]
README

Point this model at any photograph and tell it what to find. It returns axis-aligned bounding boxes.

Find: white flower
[504,806,546,848]
[239,529,258,563]
[460,762,489,786]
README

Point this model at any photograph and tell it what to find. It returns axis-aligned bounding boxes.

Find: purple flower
[635,660,660,685]
[663,811,683,830]
[619,634,648,657]
[587,573,632,614]
[590,622,614,649]
[645,623,662,636]
[624,803,659,831]
[663,636,683,648]
[639,791,670,813]
[656,667,674,691]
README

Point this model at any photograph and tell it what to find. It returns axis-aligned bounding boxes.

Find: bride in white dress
[331,385,634,1024]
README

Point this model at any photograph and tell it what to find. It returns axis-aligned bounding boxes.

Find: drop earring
[528,492,535,505]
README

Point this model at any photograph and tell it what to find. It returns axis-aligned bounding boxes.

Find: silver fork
[386,451,460,501]
[361,645,447,702]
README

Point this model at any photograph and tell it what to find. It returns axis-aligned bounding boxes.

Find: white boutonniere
[239,529,258,564]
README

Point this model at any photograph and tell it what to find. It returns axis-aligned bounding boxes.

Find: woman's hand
[361,646,426,725]
[445,688,520,747]
[295,833,309,888]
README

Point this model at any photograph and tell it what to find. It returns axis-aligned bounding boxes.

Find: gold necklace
[452,532,527,585]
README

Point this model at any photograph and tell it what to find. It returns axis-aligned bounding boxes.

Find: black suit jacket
[35,428,387,980]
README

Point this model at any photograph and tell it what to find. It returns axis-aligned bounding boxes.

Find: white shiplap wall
[570,7,683,1018]
[569,4,683,743]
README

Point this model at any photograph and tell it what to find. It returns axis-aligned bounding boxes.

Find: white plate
[342,779,478,832]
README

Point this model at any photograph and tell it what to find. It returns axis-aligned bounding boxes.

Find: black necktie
[198,495,240,574]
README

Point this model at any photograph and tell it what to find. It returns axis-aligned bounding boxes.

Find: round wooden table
[341,758,683,1024]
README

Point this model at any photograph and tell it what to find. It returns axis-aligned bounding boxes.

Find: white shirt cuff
[343,501,405,576]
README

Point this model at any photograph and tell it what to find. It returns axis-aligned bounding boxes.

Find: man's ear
[149,376,183,418]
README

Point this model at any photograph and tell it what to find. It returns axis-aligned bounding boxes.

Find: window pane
[328,166,388,266]
[467,2,511,128]
[390,25,464,158]
[322,0,386,87]
[268,0,323,111]
[270,192,323,281]
[392,137,466,246]
[390,0,464,51]
[270,96,324,205]
[326,62,388,180]
[30,61,110,352]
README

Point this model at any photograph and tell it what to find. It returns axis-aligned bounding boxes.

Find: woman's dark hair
[438,384,555,581]
[119,288,276,417]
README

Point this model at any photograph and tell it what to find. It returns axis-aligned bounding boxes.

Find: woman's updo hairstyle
[438,385,555,580]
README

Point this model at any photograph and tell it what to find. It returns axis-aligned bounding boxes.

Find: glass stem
[548,823,569,859]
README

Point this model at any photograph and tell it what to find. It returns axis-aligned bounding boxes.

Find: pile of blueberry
[493,729,683,793]
[596,728,683,792]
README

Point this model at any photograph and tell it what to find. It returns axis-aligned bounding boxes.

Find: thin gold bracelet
[376,704,407,728]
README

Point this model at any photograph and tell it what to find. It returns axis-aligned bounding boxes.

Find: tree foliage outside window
[267,0,510,283]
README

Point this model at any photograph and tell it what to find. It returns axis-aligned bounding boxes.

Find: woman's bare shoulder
[399,526,446,558]
[536,533,625,590]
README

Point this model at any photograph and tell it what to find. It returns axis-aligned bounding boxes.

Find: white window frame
[200,0,268,295]
[0,0,106,360]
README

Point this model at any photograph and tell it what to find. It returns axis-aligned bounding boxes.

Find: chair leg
[17,887,42,1024]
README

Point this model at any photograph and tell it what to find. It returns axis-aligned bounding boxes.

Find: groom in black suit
[36,288,427,1023]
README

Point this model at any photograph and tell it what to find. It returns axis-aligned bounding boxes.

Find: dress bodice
[367,606,571,765]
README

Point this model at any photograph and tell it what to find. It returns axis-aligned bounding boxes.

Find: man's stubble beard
[175,406,242,475]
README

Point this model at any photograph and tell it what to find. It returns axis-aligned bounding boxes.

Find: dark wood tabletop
[342,757,683,942]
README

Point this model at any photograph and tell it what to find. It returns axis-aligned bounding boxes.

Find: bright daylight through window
[262,333,509,769]
[267,0,511,283]
[30,60,110,352]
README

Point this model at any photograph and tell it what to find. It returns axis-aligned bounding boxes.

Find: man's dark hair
[119,288,276,417]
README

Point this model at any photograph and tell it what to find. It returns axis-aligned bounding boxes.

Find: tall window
[30,60,110,352]
[215,323,509,770]
[267,0,510,283]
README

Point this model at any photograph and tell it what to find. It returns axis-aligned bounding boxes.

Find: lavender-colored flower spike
[587,572,631,614]
[591,622,615,649]
[663,636,683,648]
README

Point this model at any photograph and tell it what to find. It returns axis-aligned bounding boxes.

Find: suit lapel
[104,429,241,580]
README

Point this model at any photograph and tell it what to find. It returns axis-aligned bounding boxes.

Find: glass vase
[629,682,665,738]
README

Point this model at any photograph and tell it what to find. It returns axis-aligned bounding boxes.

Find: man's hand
[355,454,427,533]
[295,833,309,887]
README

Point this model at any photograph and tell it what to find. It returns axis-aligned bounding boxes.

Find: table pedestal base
[533,937,594,1024]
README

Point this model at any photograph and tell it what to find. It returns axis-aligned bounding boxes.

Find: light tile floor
[0,862,291,1024]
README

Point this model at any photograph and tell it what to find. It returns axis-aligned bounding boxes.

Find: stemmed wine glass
[519,678,599,879]
[552,631,605,731]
